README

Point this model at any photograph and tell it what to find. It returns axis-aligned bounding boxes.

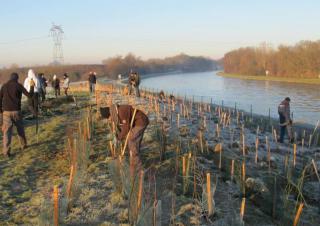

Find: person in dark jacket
[128,72,140,97]
[128,72,135,95]
[278,97,293,143]
[88,72,97,93]
[39,73,47,102]
[0,73,33,157]
[51,75,60,98]
[102,104,149,173]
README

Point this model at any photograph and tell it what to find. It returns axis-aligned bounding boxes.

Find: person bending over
[103,104,149,173]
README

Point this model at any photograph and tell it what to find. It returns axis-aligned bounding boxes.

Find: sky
[0,0,319,67]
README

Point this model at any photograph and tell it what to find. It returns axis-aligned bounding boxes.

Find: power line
[0,35,50,45]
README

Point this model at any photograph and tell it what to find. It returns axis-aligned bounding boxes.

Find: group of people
[0,70,71,158]
[51,73,70,97]
[0,68,295,181]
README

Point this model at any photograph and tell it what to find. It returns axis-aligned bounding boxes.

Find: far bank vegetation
[223,40,320,78]
[0,54,217,83]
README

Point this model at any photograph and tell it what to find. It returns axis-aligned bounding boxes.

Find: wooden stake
[219,144,222,169]
[182,156,186,177]
[242,162,246,181]
[199,131,203,153]
[206,173,213,216]
[293,203,304,226]
[121,108,137,156]
[293,143,297,167]
[266,136,271,170]
[273,129,278,143]
[109,140,114,157]
[308,134,312,148]
[311,159,320,181]
[53,185,59,226]
[242,134,246,156]
[255,137,259,164]
[242,162,246,195]
[216,124,220,138]
[231,160,234,181]
[66,165,75,198]
[86,117,91,140]
[240,197,246,222]
[137,170,144,213]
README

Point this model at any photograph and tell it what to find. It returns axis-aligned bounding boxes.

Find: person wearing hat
[278,97,293,143]
[0,72,33,158]
[62,73,70,96]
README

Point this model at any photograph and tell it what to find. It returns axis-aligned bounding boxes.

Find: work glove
[112,136,118,149]
[106,133,115,141]
[30,79,35,87]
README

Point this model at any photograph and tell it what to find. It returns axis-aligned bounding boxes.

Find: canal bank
[218,72,320,85]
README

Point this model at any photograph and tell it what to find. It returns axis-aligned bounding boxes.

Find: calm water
[141,71,320,125]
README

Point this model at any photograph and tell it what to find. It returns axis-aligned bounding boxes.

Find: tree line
[0,53,217,83]
[223,40,320,78]
[102,53,217,78]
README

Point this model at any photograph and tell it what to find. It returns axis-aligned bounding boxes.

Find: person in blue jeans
[278,97,293,143]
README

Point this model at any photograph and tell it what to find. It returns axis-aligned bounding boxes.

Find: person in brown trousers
[103,104,149,174]
[0,73,33,158]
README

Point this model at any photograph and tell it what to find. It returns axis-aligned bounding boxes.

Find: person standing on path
[62,73,70,96]
[133,72,141,97]
[128,72,140,97]
[88,72,96,93]
[39,73,47,102]
[51,74,60,98]
[278,97,293,143]
[24,69,40,117]
[0,73,33,158]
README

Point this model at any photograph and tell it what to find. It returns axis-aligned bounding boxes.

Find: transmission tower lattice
[50,23,64,64]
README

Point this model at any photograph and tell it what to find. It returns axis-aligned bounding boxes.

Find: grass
[1,84,319,226]
[218,72,320,85]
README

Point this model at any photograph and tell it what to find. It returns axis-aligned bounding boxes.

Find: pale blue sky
[0,0,319,67]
